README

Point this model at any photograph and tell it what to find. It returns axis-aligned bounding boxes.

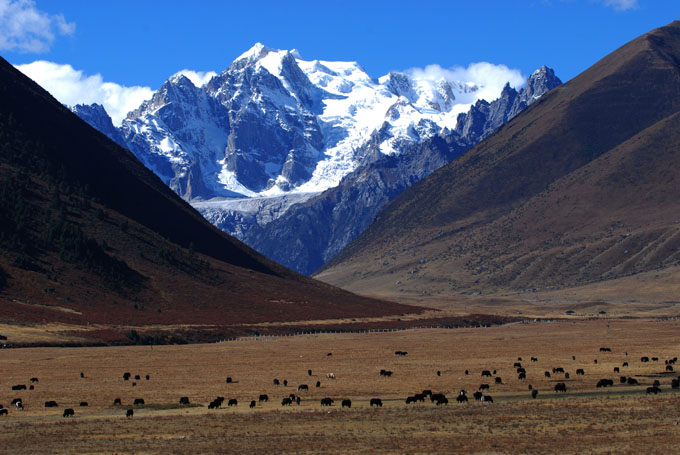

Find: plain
[0,317,679,454]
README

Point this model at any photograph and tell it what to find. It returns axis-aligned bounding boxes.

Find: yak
[554,383,567,392]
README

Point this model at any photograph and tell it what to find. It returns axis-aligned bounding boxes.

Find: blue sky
[1,0,679,122]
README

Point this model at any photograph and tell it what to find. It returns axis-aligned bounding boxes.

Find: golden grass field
[0,318,679,454]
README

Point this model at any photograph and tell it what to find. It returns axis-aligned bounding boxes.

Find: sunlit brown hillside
[317,21,680,297]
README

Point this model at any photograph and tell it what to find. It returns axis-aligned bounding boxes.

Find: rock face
[72,45,560,274]
[121,74,232,200]
[243,134,469,274]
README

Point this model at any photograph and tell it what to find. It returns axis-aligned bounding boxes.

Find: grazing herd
[208,397,225,409]
[1,347,678,420]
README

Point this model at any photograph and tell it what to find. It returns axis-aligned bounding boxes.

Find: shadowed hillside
[317,21,680,297]
[0,56,419,331]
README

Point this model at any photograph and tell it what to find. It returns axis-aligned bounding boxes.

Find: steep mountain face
[0,56,417,329]
[241,135,468,274]
[122,74,232,199]
[316,21,680,297]
[242,68,560,274]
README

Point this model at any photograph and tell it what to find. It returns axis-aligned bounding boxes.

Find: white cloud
[0,0,75,53]
[172,69,217,87]
[15,61,153,125]
[405,62,526,105]
[602,0,639,10]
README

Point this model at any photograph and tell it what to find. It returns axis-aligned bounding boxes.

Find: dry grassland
[0,318,679,454]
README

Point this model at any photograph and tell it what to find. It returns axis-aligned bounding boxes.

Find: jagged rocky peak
[72,102,108,120]
[72,102,112,129]
[509,66,562,118]
[525,65,561,100]
[455,66,561,142]
[382,73,462,111]
[71,46,561,274]
[133,74,201,117]
[229,43,311,90]
[235,42,306,63]
[71,103,127,147]
[245,67,562,275]
[436,79,456,107]
[231,42,273,68]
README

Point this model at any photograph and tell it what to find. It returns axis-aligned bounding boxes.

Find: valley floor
[0,318,679,453]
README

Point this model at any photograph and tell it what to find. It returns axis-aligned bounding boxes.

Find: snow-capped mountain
[73,44,561,274]
[115,43,502,200]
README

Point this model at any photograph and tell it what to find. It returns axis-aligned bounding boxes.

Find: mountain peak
[73,102,107,116]
[167,73,196,87]
[526,65,559,83]
[531,65,550,76]
[236,42,273,62]
[522,66,561,103]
